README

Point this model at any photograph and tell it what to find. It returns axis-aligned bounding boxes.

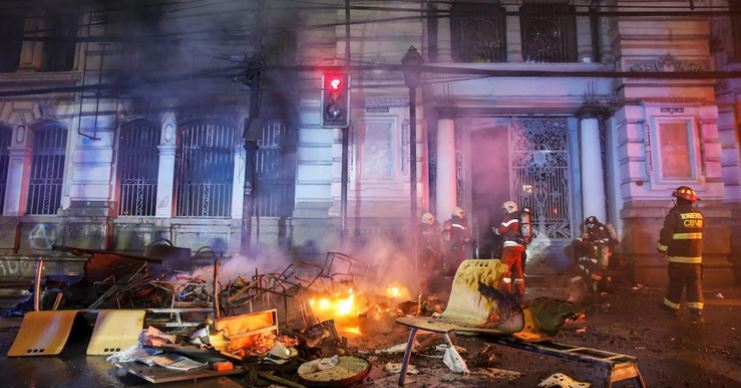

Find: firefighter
[442,206,471,275]
[494,201,526,298]
[574,216,613,295]
[658,186,704,323]
[418,212,442,291]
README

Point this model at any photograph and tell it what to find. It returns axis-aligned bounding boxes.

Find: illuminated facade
[0,1,738,286]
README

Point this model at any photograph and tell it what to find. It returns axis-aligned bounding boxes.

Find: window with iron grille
[27,122,67,215]
[175,120,235,217]
[0,14,23,73]
[255,119,296,218]
[41,13,79,72]
[520,4,577,63]
[0,124,11,213]
[117,119,160,216]
[451,2,507,63]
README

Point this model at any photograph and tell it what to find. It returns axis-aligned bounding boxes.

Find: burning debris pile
[7,244,619,386]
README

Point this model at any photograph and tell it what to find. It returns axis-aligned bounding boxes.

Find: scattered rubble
[538,372,591,388]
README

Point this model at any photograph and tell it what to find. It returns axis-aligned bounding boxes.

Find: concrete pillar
[3,140,32,215]
[436,111,457,221]
[155,113,177,217]
[505,4,523,62]
[231,144,246,219]
[436,4,452,62]
[578,109,606,222]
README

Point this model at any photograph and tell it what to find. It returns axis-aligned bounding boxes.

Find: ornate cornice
[629,53,707,72]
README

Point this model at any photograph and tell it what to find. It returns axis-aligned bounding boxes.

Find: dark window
[117,119,160,216]
[520,4,577,63]
[41,13,79,72]
[27,122,67,215]
[0,125,12,213]
[451,3,507,63]
[175,120,235,217]
[732,0,741,60]
[255,119,296,218]
[0,14,24,73]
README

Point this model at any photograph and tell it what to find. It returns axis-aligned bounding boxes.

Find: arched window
[0,124,12,213]
[117,119,160,216]
[27,121,67,215]
[450,2,506,63]
[175,120,235,217]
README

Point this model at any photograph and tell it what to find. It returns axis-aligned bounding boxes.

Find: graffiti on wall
[0,256,36,277]
[27,224,57,250]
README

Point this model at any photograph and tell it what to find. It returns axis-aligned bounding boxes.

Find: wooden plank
[115,362,244,384]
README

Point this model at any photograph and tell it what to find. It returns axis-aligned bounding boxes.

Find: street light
[402,46,423,270]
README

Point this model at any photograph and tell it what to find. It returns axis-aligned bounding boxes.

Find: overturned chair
[396,259,645,388]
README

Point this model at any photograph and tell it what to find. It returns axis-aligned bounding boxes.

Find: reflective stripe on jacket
[657,204,703,264]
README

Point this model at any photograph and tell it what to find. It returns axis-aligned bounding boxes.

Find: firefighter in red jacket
[658,186,704,323]
[494,201,525,298]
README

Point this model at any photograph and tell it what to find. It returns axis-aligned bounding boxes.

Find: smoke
[187,245,292,284]
[343,235,420,298]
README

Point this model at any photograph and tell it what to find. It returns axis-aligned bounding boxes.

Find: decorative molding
[629,53,706,72]
[364,97,409,109]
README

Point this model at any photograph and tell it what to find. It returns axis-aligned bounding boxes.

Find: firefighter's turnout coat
[657,203,704,311]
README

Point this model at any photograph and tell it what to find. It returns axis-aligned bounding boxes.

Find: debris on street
[538,372,591,388]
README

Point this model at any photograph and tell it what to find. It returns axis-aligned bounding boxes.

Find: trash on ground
[480,367,523,381]
[442,343,470,373]
[538,372,591,388]
[383,362,418,375]
[715,292,725,299]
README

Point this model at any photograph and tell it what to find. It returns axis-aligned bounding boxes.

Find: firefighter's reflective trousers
[501,244,525,297]
[664,262,703,311]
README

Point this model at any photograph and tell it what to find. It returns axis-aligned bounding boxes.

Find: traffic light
[321,72,350,128]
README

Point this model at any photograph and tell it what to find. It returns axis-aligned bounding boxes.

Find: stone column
[3,127,32,215]
[436,4,453,62]
[578,108,606,222]
[231,144,246,219]
[505,4,523,62]
[155,113,177,218]
[435,108,457,220]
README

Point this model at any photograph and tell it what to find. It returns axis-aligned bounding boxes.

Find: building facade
[0,0,738,286]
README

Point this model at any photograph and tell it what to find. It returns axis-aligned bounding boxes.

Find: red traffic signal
[321,72,350,128]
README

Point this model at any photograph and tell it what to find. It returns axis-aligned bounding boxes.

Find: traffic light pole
[340,0,350,247]
[408,85,418,271]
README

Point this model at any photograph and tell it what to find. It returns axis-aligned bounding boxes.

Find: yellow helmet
[452,207,464,218]
[421,212,435,224]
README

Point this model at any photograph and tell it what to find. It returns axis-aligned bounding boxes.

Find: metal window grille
[255,119,296,218]
[27,122,67,215]
[509,118,572,240]
[451,3,507,63]
[175,120,235,218]
[41,13,79,72]
[0,125,11,213]
[117,119,160,216]
[0,14,23,73]
[520,4,577,63]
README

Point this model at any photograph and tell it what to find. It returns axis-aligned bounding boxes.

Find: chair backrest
[440,259,514,328]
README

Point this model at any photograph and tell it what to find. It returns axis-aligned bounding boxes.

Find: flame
[343,326,362,335]
[309,293,359,319]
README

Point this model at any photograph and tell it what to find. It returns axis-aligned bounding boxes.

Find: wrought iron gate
[175,120,235,217]
[27,122,67,215]
[255,119,295,218]
[509,118,572,240]
[0,125,11,213]
[117,119,160,216]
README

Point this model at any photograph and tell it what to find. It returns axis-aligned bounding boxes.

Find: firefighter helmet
[585,216,599,226]
[452,207,464,218]
[421,212,435,225]
[502,201,518,213]
[672,186,699,202]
